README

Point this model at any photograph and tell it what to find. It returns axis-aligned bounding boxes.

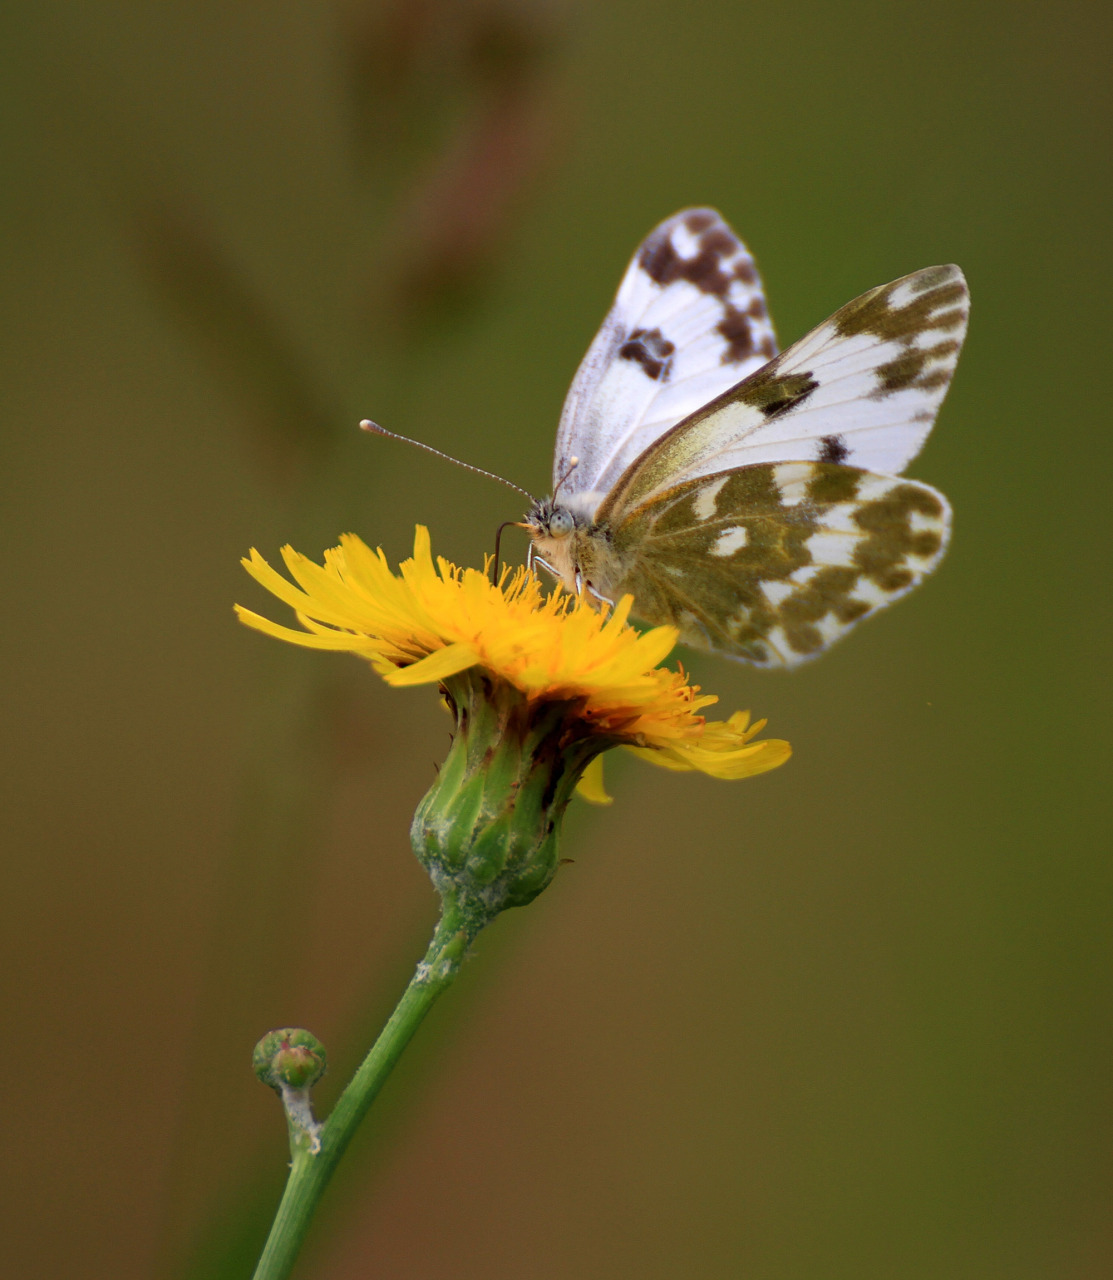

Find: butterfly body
[525,208,967,667]
[525,494,612,598]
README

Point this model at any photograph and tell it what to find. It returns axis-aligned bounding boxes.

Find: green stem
[251,894,481,1280]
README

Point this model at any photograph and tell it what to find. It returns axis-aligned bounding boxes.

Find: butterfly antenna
[553,456,579,500]
[361,420,537,503]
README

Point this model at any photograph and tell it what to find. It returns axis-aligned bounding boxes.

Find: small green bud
[253,1028,327,1092]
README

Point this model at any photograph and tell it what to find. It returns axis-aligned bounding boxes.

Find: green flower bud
[253,1028,327,1092]
[254,1028,327,1155]
[411,670,608,922]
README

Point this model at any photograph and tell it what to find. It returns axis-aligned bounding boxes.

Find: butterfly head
[527,497,575,540]
[522,491,610,598]
[524,497,580,594]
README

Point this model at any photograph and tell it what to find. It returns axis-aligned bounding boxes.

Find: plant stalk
[251,896,477,1280]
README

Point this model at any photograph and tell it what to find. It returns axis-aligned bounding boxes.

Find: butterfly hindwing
[600,264,968,515]
[554,208,778,500]
[605,463,951,667]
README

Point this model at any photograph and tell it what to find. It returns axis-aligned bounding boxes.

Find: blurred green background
[3,1,1110,1277]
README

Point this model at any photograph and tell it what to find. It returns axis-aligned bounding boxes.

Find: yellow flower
[236,526,790,793]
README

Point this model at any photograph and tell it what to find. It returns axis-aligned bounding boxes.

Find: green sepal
[410,670,609,919]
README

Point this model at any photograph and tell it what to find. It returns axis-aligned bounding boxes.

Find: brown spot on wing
[715,295,773,365]
[717,305,755,364]
[683,210,716,234]
[874,339,961,395]
[640,229,734,296]
[852,483,944,590]
[736,368,819,419]
[817,434,849,463]
[910,265,954,292]
[779,565,861,655]
[639,217,764,299]
[834,271,967,343]
[734,259,757,287]
[618,327,676,381]
[807,466,860,504]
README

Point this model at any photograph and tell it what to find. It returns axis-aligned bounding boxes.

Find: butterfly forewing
[606,463,951,667]
[555,209,778,499]
[600,264,968,515]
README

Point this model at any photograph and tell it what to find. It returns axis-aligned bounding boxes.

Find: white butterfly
[524,208,968,667]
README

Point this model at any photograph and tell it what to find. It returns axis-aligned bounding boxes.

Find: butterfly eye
[548,509,574,538]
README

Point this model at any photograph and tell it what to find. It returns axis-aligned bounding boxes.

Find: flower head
[237,527,789,920]
[237,526,789,783]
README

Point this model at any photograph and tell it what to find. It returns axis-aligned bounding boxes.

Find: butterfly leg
[531,553,560,584]
[585,582,615,610]
[571,568,614,611]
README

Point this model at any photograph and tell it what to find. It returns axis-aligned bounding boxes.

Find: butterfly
[522,208,968,667]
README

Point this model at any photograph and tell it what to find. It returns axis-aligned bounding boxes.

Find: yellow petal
[384,642,481,687]
[234,605,376,650]
[627,735,792,780]
[575,755,613,805]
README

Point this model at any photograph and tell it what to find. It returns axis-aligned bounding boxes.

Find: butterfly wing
[599,264,968,515]
[600,463,951,667]
[554,208,778,500]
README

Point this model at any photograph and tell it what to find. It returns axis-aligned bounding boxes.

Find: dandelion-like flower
[237,527,789,925]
